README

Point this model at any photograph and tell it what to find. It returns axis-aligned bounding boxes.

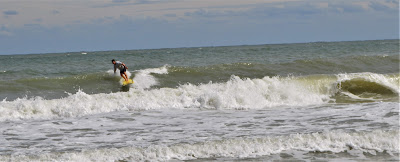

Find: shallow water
[1,102,398,161]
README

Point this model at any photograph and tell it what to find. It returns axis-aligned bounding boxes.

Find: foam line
[1,130,397,161]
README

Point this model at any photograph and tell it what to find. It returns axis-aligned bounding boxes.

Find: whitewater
[1,70,398,121]
[0,39,399,161]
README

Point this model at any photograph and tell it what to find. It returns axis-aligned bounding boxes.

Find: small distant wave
[2,130,398,161]
[154,55,399,87]
[286,55,399,75]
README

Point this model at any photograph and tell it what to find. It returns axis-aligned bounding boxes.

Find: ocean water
[0,39,399,161]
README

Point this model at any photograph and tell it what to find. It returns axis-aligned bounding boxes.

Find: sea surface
[0,40,399,161]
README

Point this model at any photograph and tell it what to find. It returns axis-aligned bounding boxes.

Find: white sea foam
[2,130,397,161]
[341,91,377,101]
[131,65,169,89]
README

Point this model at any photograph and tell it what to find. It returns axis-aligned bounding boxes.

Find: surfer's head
[112,59,116,64]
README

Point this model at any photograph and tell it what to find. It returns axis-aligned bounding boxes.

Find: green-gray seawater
[0,40,398,161]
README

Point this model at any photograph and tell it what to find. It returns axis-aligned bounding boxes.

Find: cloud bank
[0,0,398,54]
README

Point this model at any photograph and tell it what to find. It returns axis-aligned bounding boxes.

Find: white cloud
[0,0,304,27]
[0,0,397,28]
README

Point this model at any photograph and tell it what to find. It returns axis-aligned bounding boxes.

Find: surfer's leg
[121,72,128,81]
[120,73,126,81]
[124,73,128,81]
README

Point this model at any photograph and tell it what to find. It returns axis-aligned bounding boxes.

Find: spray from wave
[131,65,169,89]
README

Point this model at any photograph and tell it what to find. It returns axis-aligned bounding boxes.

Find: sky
[0,0,398,55]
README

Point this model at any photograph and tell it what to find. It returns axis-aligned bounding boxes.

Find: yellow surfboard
[122,79,134,86]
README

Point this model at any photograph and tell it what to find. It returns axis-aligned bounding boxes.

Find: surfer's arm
[114,65,116,73]
[122,63,128,69]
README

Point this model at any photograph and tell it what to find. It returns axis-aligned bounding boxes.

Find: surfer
[112,59,129,82]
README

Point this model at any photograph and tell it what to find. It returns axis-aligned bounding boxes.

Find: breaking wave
[0,71,398,121]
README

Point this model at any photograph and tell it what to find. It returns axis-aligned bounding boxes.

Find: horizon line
[1,38,398,56]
